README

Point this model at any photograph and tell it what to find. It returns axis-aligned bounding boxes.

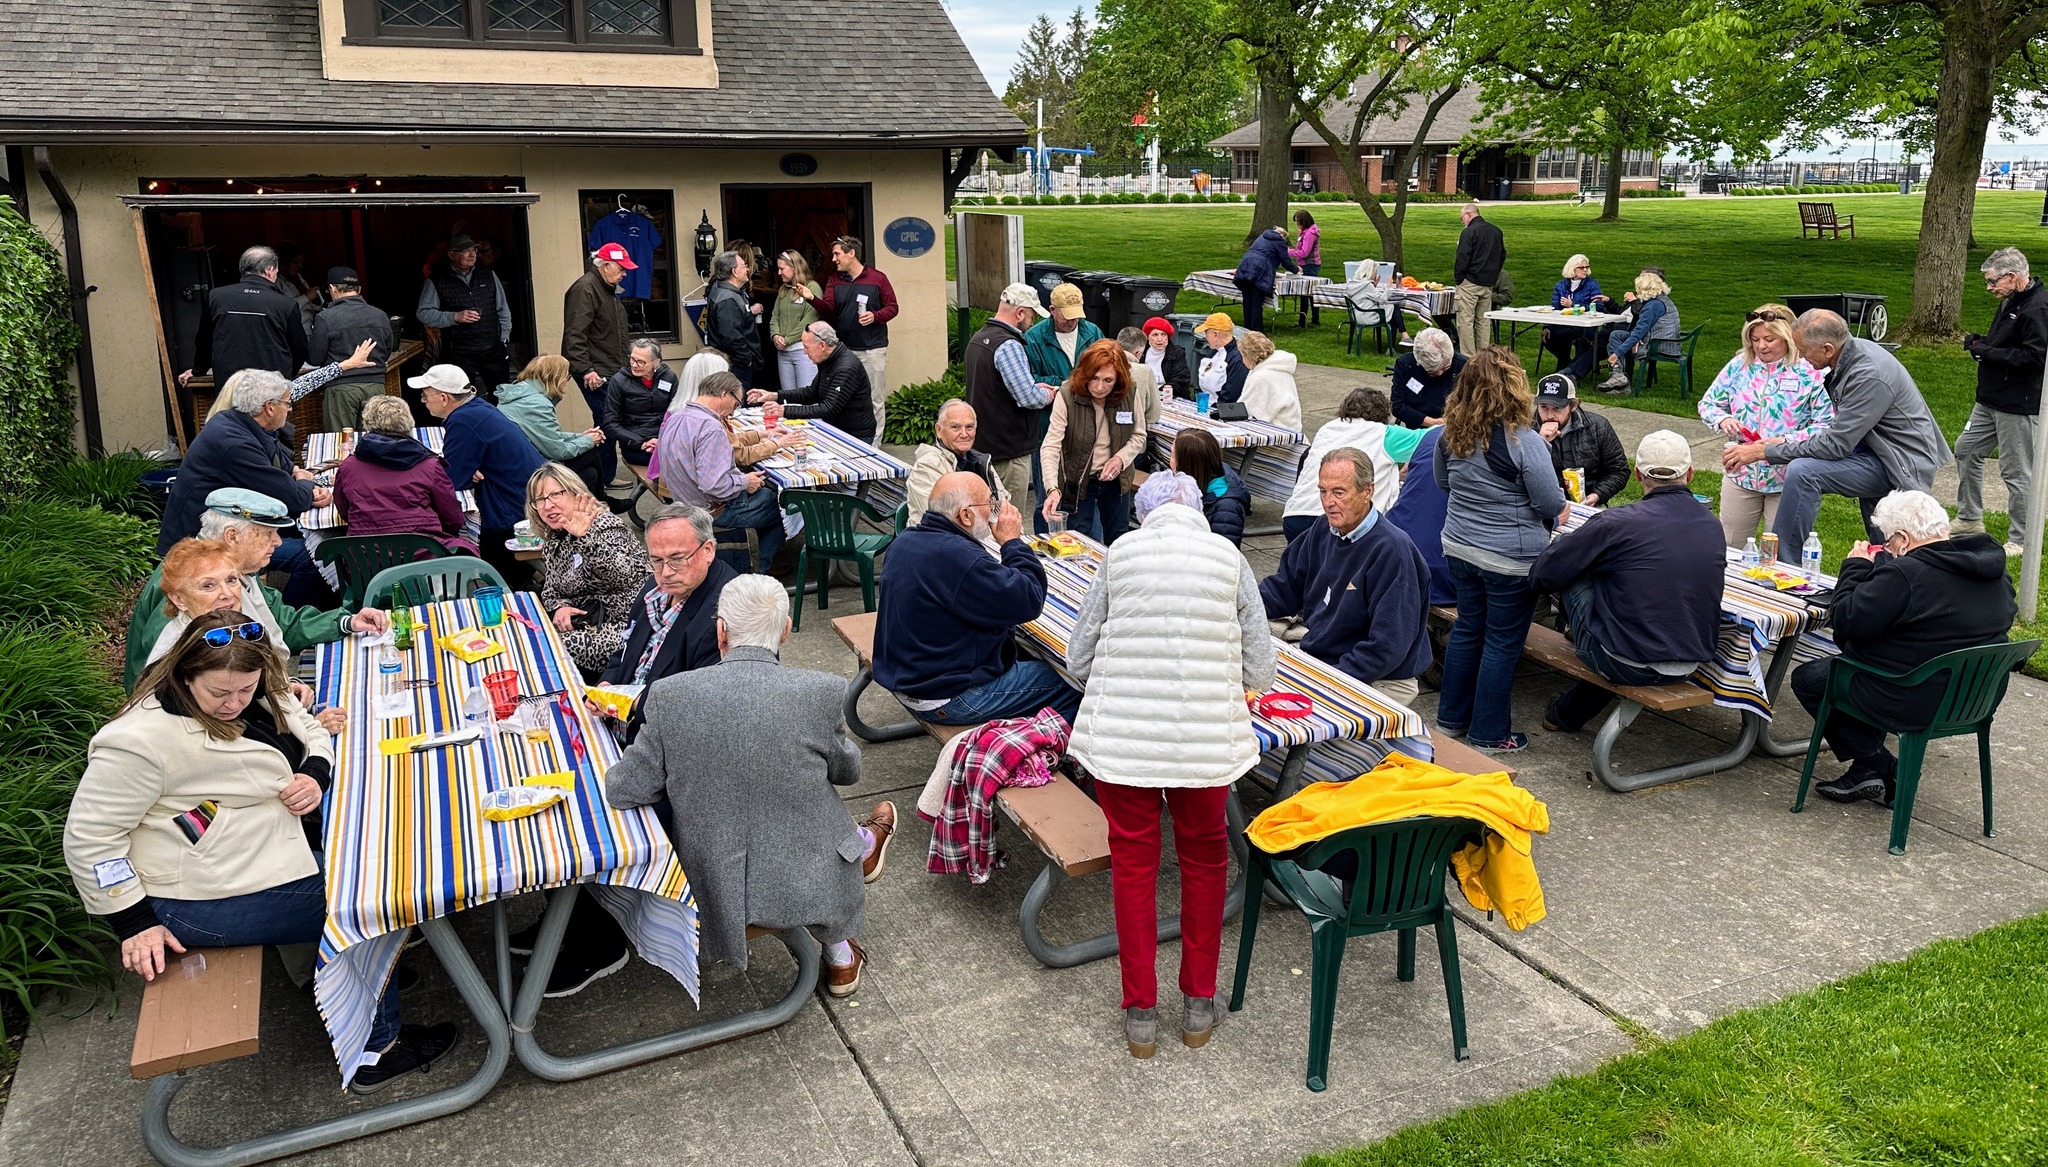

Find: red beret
[1141,316,1175,336]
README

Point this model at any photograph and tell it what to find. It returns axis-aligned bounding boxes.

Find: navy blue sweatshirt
[874,513,1049,702]
[1259,513,1434,685]
[1527,484,1725,665]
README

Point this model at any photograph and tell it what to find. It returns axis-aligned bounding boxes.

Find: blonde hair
[206,370,249,421]
[777,250,815,289]
[524,462,596,536]
[1635,271,1671,298]
[1238,330,1276,367]
[1740,304,1800,365]
[1561,254,1590,278]
[359,394,414,436]
[1441,348,1535,459]
[516,354,575,402]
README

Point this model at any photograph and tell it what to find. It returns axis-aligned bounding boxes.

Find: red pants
[1094,780,1231,1010]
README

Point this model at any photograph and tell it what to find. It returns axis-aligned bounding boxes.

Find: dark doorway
[720,184,871,298]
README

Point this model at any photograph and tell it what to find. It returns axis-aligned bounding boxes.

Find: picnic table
[1314,281,1457,321]
[730,411,912,497]
[1548,501,1839,789]
[299,427,477,532]
[1148,399,1305,533]
[1182,268,1330,327]
[1485,305,1632,363]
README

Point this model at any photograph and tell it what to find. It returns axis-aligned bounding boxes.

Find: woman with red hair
[1040,339,1149,544]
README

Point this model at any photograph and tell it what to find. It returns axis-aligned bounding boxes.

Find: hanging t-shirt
[587,211,663,300]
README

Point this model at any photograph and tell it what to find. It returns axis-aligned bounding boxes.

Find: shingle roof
[1208,83,1508,151]
[0,0,1025,146]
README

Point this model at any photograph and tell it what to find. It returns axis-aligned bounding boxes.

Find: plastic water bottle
[377,643,406,718]
[1741,537,1760,567]
[1802,532,1823,581]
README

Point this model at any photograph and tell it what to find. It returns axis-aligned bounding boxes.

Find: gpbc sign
[883,217,936,258]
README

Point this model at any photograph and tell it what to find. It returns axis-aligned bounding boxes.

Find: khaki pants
[854,346,889,435]
[990,455,1033,515]
[1954,402,2036,547]
[1717,480,1782,550]
[1454,281,1493,354]
[1376,675,1421,708]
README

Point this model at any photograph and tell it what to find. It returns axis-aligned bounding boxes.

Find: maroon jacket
[332,433,470,548]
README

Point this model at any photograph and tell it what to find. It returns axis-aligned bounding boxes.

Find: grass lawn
[1301,908,2048,1167]
[976,194,2048,670]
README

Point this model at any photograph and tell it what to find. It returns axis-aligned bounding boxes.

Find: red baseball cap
[593,243,638,270]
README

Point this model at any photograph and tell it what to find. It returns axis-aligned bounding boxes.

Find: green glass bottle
[390,585,414,650]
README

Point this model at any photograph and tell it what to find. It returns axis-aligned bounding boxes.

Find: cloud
[942,0,1097,89]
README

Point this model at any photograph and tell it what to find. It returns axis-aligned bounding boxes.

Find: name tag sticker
[657,380,672,392]
[94,857,136,889]
[1115,411,1135,425]
[1407,377,1425,393]
[570,552,584,570]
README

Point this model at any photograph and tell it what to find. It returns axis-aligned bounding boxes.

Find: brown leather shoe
[825,939,866,998]
[859,802,897,884]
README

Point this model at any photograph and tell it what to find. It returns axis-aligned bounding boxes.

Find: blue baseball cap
[204,487,293,527]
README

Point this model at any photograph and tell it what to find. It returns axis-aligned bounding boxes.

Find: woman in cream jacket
[66,611,455,1095]
[1236,331,1303,431]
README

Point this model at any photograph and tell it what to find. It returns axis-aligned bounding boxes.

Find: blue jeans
[270,535,333,608]
[1769,449,1892,550]
[1546,578,1675,731]
[152,874,400,1051]
[1063,477,1131,545]
[716,485,785,569]
[1282,514,1319,543]
[580,384,618,485]
[1437,557,1539,743]
[919,659,1082,727]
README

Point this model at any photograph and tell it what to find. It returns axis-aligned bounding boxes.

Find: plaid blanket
[920,708,1069,884]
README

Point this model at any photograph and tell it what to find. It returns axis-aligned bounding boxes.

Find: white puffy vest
[1068,505,1261,789]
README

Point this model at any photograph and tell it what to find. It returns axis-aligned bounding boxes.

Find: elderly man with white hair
[1388,328,1466,429]
[906,398,1010,523]
[1954,247,2047,555]
[1723,309,1952,550]
[746,321,876,444]
[1067,471,1275,1057]
[1792,490,2017,806]
[607,575,894,998]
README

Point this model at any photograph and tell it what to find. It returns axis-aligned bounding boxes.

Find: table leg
[1589,696,1766,792]
[140,918,510,1167]
[1751,635,1810,758]
[843,663,925,743]
[1235,446,1286,540]
[508,884,819,1083]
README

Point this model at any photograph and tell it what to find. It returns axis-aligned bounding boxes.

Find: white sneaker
[1951,518,1986,535]
[1597,370,1632,391]
[2004,541,2025,557]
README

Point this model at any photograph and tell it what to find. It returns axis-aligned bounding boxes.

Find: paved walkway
[8,365,2044,1167]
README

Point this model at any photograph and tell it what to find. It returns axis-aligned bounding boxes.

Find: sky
[942,2,2047,163]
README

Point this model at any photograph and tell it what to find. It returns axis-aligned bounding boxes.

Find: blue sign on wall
[883,216,936,259]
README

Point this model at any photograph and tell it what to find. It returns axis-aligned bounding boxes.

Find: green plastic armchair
[779,490,909,630]
[364,556,509,609]
[312,533,450,610]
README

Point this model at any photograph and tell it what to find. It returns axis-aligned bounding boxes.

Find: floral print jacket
[1697,354,1833,494]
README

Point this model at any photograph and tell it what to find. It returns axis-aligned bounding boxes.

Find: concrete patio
[6,364,2042,1167]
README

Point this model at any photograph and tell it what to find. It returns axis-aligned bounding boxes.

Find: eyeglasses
[1745,310,1785,323]
[199,621,267,648]
[646,544,709,573]
[536,488,576,506]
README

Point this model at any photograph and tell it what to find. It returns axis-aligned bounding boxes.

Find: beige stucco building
[1,0,1023,455]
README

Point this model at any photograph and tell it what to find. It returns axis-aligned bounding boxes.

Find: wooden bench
[1520,622,1719,791]
[131,945,263,1081]
[628,459,762,569]
[1798,200,1855,239]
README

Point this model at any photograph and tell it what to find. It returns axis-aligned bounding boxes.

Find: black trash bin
[1024,260,1079,308]
[1066,269,1124,332]
[1105,276,1185,334]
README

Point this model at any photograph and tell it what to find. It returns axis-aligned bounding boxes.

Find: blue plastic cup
[473,586,505,628]
[1194,390,1211,415]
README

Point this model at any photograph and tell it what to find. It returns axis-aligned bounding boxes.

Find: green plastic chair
[1629,321,1707,398]
[779,490,909,630]
[363,555,509,609]
[1343,287,1394,356]
[1229,815,1487,1091]
[1792,638,2039,855]
[312,533,450,610]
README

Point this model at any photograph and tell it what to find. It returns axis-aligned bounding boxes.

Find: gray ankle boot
[1182,994,1222,1048]
[1124,1006,1158,1059]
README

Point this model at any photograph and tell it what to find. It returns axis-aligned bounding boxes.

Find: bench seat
[1521,623,1715,713]
[131,945,263,1080]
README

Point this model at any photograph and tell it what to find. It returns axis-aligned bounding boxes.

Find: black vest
[429,262,502,355]
[964,319,1036,461]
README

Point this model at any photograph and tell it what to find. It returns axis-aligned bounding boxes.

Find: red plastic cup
[483,670,521,721]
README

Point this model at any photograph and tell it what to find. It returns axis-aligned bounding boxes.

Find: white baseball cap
[1636,430,1692,482]
[407,363,473,395]
[999,282,1047,315]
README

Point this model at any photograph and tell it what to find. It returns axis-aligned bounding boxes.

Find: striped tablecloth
[1016,536,1428,777]
[1558,501,1836,717]
[310,590,698,1087]
[1148,400,1306,506]
[1315,281,1456,319]
[730,412,911,493]
[300,428,477,532]
[1182,269,1330,307]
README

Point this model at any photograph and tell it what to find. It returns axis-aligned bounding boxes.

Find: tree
[1069,0,1250,161]
[1004,11,1087,145]
[1223,0,1378,244]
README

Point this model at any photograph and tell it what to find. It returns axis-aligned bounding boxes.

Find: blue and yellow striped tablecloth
[300,427,478,532]
[730,412,911,493]
[1148,400,1305,506]
[310,590,697,1087]
[1557,501,1836,718]
[1015,537,1427,761]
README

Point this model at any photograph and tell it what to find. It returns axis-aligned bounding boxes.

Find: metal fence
[957,153,1231,197]
[1670,160,1926,190]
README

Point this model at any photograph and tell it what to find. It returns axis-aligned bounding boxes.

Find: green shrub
[881,366,966,446]
[1623,188,1686,198]
[0,201,81,502]
[1000,195,1019,206]
[1,754,118,1035]
[1169,193,1192,204]
[31,450,168,518]
[0,500,157,632]
[1078,193,1098,205]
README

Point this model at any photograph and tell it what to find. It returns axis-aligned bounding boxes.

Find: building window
[346,0,697,51]
[1233,150,1259,182]
[1533,146,1578,181]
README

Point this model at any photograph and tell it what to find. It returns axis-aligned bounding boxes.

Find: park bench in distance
[1798,201,1856,239]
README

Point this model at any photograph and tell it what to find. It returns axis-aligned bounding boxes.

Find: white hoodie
[1239,348,1302,431]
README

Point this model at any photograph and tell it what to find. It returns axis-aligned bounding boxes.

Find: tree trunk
[1903,20,1998,341]
[1600,140,1624,221]
[1252,69,1296,245]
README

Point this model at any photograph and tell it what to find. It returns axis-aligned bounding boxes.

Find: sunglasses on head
[1745,310,1784,324]
[199,621,267,648]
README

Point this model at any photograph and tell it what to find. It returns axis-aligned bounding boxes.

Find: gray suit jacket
[605,645,864,969]
[1770,337,1952,492]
